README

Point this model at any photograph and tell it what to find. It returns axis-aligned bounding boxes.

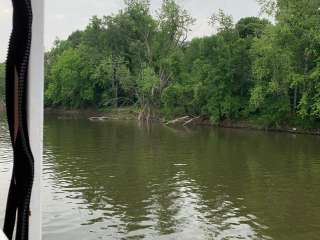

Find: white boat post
[28,0,44,239]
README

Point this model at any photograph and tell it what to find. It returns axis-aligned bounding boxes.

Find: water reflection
[1,115,320,239]
[42,116,320,240]
[0,115,12,226]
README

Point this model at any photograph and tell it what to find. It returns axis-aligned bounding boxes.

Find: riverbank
[218,120,320,136]
[45,107,139,120]
[44,107,320,136]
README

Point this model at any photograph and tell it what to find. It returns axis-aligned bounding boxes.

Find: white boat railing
[28,0,44,239]
[0,230,8,240]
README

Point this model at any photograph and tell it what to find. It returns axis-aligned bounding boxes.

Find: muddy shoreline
[43,108,320,136]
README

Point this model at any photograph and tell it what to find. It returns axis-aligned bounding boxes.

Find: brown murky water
[1,115,320,239]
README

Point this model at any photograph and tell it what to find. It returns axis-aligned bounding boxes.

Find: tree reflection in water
[4,115,318,240]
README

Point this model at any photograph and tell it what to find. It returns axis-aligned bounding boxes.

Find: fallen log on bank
[165,116,201,126]
[88,116,119,121]
[183,116,201,126]
[165,116,190,125]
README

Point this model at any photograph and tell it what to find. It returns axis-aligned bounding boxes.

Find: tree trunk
[293,85,297,114]
[112,52,118,108]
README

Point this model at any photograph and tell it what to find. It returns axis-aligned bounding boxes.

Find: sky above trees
[0,0,260,62]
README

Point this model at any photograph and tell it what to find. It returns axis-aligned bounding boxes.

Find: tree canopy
[42,0,320,128]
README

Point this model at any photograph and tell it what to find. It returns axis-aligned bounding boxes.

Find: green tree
[93,56,131,108]
[43,0,320,129]
[45,47,95,108]
[252,0,320,126]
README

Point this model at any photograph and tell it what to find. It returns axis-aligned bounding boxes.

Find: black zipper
[4,0,35,239]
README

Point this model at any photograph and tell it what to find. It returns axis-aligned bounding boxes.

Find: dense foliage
[42,0,320,127]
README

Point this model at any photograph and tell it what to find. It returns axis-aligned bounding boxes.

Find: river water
[1,114,320,239]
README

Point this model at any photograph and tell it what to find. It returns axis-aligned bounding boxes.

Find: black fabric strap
[3,0,35,239]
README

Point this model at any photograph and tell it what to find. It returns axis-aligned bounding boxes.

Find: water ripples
[2,117,320,239]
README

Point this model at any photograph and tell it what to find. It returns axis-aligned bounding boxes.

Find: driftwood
[183,116,200,126]
[166,116,201,126]
[166,116,190,125]
[89,116,118,121]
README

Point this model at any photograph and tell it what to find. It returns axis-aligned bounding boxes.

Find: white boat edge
[28,0,44,239]
[0,230,8,240]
